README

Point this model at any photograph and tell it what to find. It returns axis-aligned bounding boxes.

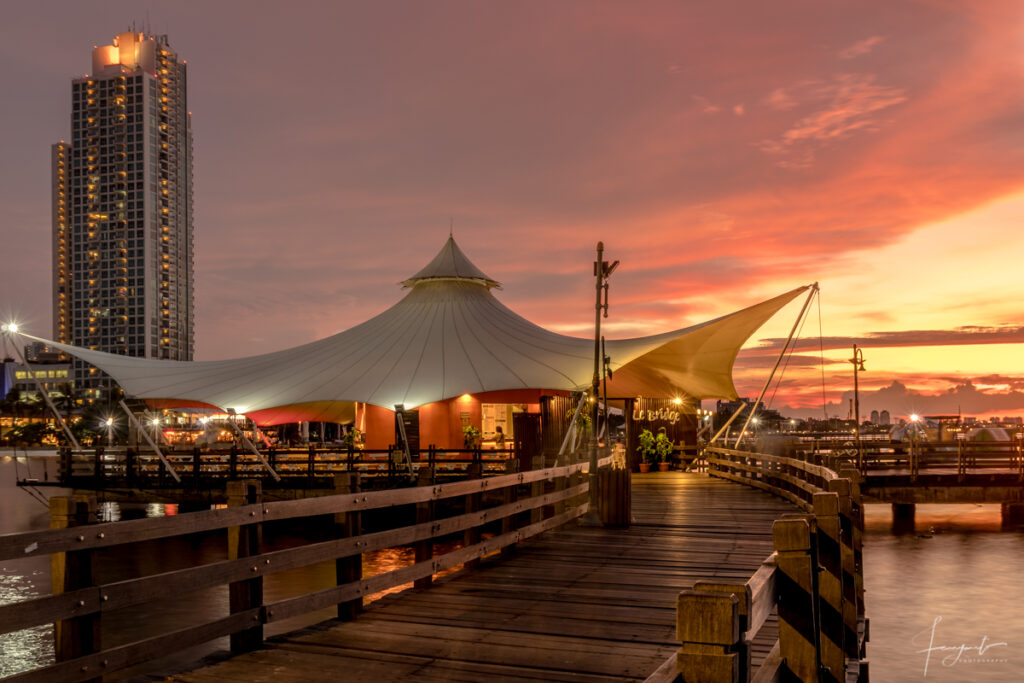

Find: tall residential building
[53,31,194,398]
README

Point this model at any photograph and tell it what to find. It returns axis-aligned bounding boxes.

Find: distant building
[870,409,879,424]
[53,30,194,399]
[879,410,890,426]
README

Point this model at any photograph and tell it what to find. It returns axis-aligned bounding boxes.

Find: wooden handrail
[0,455,616,683]
[675,447,868,682]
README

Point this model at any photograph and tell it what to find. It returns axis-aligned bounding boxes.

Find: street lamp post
[849,344,866,469]
[104,417,114,447]
[589,242,618,521]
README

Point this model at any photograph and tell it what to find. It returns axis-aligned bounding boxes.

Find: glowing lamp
[910,414,920,423]
[672,397,682,405]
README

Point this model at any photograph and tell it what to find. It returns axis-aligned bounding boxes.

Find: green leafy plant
[341,427,363,449]
[654,427,674,463]
[463,424,481,448]
[636,428,656,463]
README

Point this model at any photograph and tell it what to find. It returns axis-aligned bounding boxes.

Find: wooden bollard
[50,495,100,671]
[773,517,821,682]
[227,480,263,653]
[812,492,845,678]
[828,478,859,661]
[463,463,483,570]
[675,590,740,682]
[414,466,435,589]
[690,580,752,680]
[334,473,362,620]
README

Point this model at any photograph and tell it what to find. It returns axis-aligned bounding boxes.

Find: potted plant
[636,428,656,472]
[655,427,674,471]
[462,424,481,449]
[340,427,363,450]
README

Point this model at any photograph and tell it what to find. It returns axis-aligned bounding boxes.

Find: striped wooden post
[839,468,867,624]
[812,492,845,679]
[828,478,859,661]
[773,517,821,682]
[676,590,740,682]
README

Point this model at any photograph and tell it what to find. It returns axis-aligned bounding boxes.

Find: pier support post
[1001,503,1024,525]
[227,480,263,653]
[827,479,859,662]
[773,517,821,682]
[530,455,546,525]
[891,503,915,528]
[463,463,483,571]
[675,590,741,682]
[334,473,362,620]
[50,495,100,672]
[414,466,435,589]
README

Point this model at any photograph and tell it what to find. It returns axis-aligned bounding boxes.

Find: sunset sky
[1,1,1022,420]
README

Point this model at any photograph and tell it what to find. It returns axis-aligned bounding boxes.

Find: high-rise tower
[53,31,194,398]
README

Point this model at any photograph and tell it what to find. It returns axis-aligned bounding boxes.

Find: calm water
[2,452,1023,680]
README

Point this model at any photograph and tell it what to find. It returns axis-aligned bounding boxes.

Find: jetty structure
[13,236,810,480]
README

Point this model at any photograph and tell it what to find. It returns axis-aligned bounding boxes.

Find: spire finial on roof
[401,235,501,289]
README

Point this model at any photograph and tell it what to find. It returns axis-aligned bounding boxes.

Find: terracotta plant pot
[658,462,671,472]
[638,462,651,473]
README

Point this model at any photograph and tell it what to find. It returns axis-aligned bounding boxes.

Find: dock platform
[167,473,795,682]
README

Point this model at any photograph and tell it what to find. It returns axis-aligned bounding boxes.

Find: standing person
[494,425,506,449]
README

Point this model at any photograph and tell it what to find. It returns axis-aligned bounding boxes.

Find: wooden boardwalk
[164,473,795,682]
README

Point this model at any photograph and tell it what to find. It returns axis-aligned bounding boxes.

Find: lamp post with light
[589,242,618,521]
[850,344,866,469]
[103,417,114,447]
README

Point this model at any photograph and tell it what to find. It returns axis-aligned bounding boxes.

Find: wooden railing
[0,455,615,682]
[666,447,868,682]
[50,444,523,489]
[796,439,1024,479]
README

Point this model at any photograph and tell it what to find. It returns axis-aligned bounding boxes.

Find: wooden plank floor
[167,472,796,682]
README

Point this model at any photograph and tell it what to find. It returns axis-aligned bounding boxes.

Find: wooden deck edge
[643,651,680,683]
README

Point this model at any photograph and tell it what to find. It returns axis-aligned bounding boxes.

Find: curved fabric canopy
[21,237,807,424]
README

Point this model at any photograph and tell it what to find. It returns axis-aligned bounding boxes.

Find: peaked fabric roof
[22,239,807,424]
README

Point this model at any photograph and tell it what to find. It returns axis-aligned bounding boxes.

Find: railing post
[773,517,821,682]
[675,590,741,682]
[530,455,545,525]
[347,443,355,471]
[229,445,238,479]
[501,459,519,558]
[50,495,100,674]
[414,466,435,589]
[463,462,483,570]
[690,580,753,680]
[812,492,845,678]
[94,446,104,482]
[307,443,316,480]
[827,478,859,663]
[227,479,263,653]
[835,472,867,662]
[192,446,201,485]
[125,447,136,486]
[334,472,362,620]
[60,446,72,483]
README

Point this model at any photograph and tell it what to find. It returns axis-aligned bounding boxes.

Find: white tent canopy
[21,237,807,425]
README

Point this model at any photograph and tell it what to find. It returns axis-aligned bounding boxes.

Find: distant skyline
[1,1,1022,419]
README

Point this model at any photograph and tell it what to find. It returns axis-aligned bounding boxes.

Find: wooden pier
[1,448,870,682]
[164,473,793,682]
